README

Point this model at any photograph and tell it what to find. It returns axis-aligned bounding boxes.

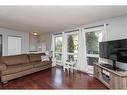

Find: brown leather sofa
[0,53,52,83]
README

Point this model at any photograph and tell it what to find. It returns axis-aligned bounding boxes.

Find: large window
[66,32,78,62]
[85,30,102,66]
[84,27,103,74]
[8,36,22,55]
[54,35,62,64]
[53,32,78,65]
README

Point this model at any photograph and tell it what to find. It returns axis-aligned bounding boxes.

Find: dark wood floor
[0,66,108,89]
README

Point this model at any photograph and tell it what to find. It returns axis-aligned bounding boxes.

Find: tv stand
[94,63,127,89]
[112,60,118,70]
[101,64,124,71]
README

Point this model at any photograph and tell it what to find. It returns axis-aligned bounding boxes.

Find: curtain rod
[53,32,62,35]
[53,29,79,35]
[84,24,108,30]
[64,29,79,33]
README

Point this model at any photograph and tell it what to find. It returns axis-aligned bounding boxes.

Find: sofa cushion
[0,63,7,71]
[28,54,42,62]
[1,54,29,66]
[1,63,33,75]
[31,61,51,68]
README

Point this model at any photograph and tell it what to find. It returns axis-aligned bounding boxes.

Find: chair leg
[63,67,65,72]
[67,67,69,74]
[70,65,74,73]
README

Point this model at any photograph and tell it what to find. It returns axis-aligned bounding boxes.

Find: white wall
[0,28,29,56]
[29,32,50,52]
[82,15,127,41]
[29,33,40,51]
[39,32,52,51]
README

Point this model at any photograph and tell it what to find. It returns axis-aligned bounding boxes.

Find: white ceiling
[0,6,127,33]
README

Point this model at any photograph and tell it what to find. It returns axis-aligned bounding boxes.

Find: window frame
[84,26,105,74]
[53,34,63,64]
[65,31,78,62]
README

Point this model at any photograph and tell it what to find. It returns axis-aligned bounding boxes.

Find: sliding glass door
[84,27,103,74]
[54,34,62,65]
[53,31,78,67]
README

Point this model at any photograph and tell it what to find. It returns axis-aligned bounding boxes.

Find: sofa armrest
[0,63,7,71]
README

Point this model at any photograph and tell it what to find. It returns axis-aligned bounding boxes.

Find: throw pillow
[41,55,49,62]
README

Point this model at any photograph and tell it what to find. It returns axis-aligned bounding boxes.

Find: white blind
[8,36,22,55]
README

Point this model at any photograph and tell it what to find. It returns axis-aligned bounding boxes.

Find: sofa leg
[2,81,8,84]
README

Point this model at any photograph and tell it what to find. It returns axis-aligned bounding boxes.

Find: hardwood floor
[0,66,108,89]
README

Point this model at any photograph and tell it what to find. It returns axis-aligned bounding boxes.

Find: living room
[0,0,127,95]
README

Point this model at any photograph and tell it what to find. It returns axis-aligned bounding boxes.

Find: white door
[84,27,103,74]
[53,34,63,65]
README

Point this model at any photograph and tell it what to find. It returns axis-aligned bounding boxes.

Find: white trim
[56,60,62,63]
[54,34,62,37]
[82,28,87,72]
[62,32,66,66]
[65,31,78,35]
[86,54,99,58]
[84,26,105,33]
[67,52,78,55]
[104,23,108,41]
[54,52,62,54]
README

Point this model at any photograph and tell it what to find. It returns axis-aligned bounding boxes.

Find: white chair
[63,60,76,74]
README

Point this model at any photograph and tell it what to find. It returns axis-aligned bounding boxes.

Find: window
[54,35,62,63]
[8,36,22,55]
[66,32,78,62]
[86,31,102,55]
[84,27,103,74]
[85,30,102,66]
[53,32,78,66]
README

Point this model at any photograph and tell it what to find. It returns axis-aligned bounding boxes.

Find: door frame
[83,26,106,74]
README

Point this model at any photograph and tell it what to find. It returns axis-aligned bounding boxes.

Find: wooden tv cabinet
[94,63,127,89]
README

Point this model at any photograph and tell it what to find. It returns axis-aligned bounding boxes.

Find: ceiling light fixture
[33,32,38,36]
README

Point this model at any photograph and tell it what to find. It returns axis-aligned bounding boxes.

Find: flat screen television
[99,39,127,70]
